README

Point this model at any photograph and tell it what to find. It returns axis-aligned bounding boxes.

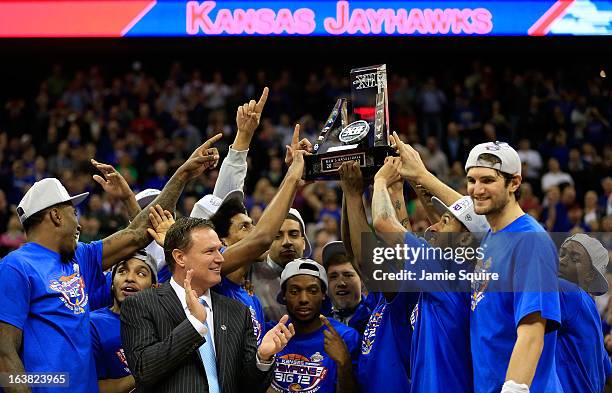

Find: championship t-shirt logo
[249,306,262,344]
[361,304,386,355]
[49,264,88,314]
[271,353,329,392]
[116,348,130,373]
[470,257,492,311]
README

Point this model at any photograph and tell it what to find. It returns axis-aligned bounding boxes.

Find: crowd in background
[0,60,610,261]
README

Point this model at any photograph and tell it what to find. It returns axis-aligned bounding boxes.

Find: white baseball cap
[287,208,312,258]
[561,234,609,296]
[17,178,89,225]
[135,188,161,209]
[431,196,490,238]
[465,141,522,176]
[190,189,245,219]
[277,258,328,304]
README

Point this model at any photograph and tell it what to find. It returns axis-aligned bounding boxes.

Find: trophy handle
[313,98,345,153]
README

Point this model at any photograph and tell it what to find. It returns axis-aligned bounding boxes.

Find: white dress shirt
[169,278,215,353]
[169,277,273,370]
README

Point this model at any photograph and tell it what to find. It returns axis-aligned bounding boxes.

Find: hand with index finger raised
[236,87,269,137]
[320,315,351,367]
[178,133,223,181]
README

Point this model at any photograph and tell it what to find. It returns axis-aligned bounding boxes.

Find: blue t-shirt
[0,241,104,393]
[271,318,359,393]
[324,294,377,337]
[89,270,113,311]
[213,276,266,345]
[90,307,131,380]
[358,291,417,393]
[470,214,562,393]
[401,233,472,393]
[556,278,607,393]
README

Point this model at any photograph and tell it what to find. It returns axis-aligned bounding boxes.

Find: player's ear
[172,249,186,269]
[49,207,62,227]
[508,175,521,193]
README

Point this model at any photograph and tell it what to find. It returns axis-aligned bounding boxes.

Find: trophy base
[303,145,396,181]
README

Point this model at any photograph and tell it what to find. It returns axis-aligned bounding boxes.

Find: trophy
[304,64,395,180]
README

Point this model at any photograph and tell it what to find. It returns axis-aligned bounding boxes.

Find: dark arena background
[0,1,611,392]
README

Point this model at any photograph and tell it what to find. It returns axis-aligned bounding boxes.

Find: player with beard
[0,134,222,393]
[371,143,490,393]
[464,141,561,393]
[339,155,427,393]
[556,234,611,393]
[90,250,157,393]
[270,259,359,393]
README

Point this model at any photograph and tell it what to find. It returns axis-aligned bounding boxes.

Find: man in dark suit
[121,217,294,393]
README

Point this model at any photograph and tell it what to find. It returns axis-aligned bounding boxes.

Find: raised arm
[387,180,411,231]
[0,322,28,393]
[372,157,408,247]
[338,161,370,270]
[214,87,268,198]
[91,159,141,220]
[220,147,305,275]
[99,134,222,270]
[391,132,462,207]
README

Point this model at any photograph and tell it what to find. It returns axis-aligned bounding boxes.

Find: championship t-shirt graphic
[270,318,359,393]
[270,352,329,392]
[49,263,88,314]
[361,304,386,355]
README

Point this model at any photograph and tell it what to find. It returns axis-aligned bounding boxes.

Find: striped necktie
[199,299,220,393]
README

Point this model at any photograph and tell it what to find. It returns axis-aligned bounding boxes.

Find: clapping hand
[146,204,175,247]
[257,315,295,361]
[184,269,206,323]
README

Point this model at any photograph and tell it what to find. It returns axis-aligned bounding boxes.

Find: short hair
[163,217,216,272]
[210,199,247,239]
[22,201,73,234]
[325,253,363,280]
[475,153,521,200]
[326,253,352,268]
[285,215,305,238]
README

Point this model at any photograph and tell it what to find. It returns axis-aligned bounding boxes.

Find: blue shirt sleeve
[512,235,561,330]
[0,260,30,329]
[90,316,107,379]
[76,241,108,310]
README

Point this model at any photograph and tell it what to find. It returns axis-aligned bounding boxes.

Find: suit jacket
[121,283,273,393]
